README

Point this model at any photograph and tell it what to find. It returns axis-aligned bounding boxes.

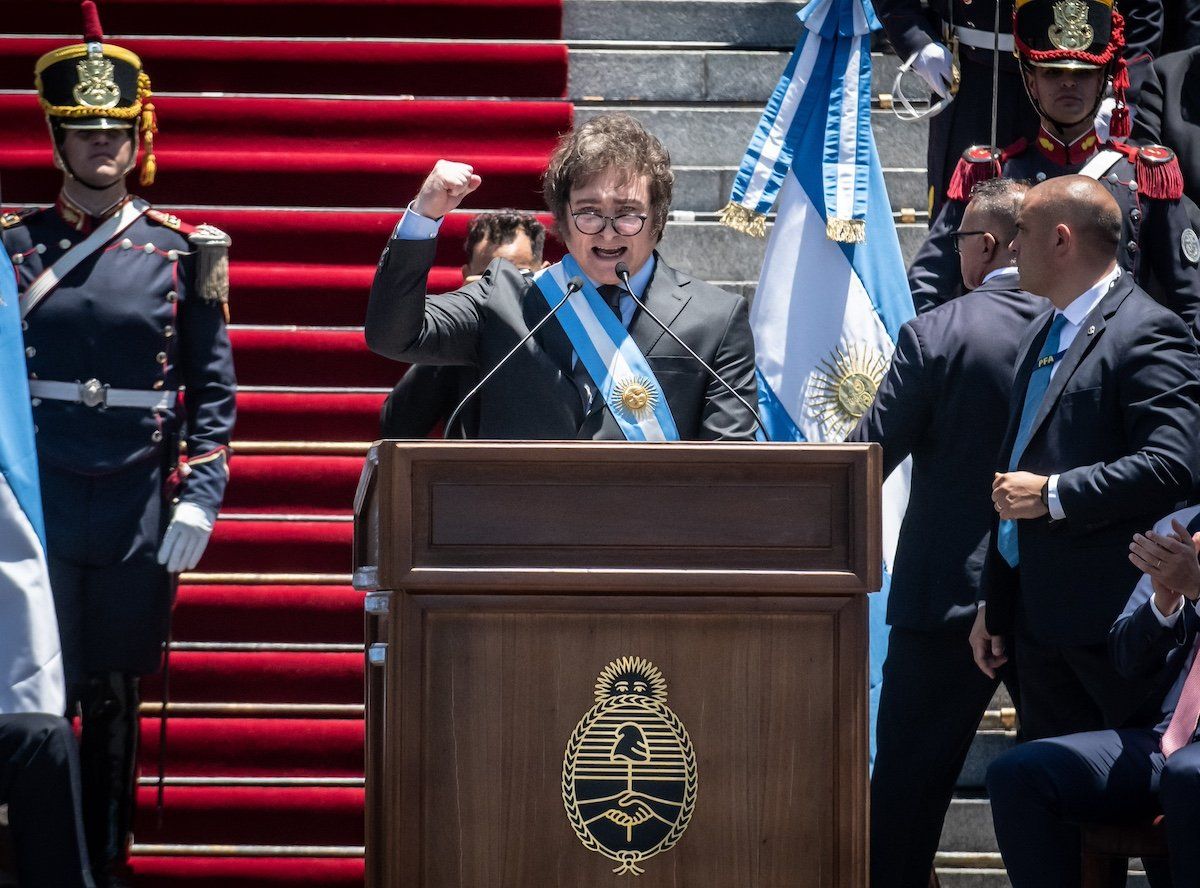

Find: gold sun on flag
[807,343,890,440]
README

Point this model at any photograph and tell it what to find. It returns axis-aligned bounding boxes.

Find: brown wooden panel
[355,442,881,593]
[376,593,868,888]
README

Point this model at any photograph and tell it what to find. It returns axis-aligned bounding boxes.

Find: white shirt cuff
[1046,474,1065,520]
[392,203,441,240]
[1151,593,1186,627]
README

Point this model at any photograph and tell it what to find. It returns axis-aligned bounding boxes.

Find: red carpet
[17,0,562,39]
[0,0,567,882]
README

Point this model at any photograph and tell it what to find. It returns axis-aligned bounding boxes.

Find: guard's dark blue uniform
[907,131,1200,334]
[874,0,1163,220]
[2,195,236,684]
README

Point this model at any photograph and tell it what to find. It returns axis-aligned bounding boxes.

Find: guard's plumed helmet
[1013,0,1129,136]
[34,0,158,186]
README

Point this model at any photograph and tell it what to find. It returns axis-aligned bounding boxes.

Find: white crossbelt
[29,379,175,411]
[950,26,1015,53]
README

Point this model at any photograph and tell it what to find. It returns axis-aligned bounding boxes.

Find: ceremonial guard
[1,4,235,885]
[906,0,1200,333]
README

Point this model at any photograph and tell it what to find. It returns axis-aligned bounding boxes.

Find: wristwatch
[1039,479,1049,508]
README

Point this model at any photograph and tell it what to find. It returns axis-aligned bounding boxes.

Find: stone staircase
[565,4,1145,885]
[566,0,928,299]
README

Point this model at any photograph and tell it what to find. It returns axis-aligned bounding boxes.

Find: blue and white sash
[533,255,680,442]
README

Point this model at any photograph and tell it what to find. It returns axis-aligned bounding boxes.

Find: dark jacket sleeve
[1131,59,1165,144]
[364,237,491,366]
[1140,192,1200,341]
[846,318,933,479]
[1109,593,1193,681]
[177,254,236,516]
[1056,310,1200,526]
[380,364,467,438]
[907,200,966,314]
[699,295,759,441]
[874,0,938,60]
[1120,0,1165,61]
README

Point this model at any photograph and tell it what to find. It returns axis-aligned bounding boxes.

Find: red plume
[81,0,104,42]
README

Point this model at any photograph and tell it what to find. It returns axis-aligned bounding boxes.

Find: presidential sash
[533,256,680,442]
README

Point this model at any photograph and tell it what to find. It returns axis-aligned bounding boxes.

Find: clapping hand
[1129,519,1200,615]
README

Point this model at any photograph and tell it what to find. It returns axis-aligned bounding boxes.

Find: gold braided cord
[40,98,141,119]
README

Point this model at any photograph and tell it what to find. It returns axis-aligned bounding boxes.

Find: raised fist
[411,160,483,220]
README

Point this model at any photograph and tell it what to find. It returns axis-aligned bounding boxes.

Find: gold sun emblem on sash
[808,343,889,440]
[562,657,697,876]
[610,376,659,420]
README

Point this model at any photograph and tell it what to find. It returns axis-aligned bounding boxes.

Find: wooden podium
[354,441,880,888]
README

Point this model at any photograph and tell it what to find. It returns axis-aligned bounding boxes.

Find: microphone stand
[443,276,584,438]
[615,263,766,439]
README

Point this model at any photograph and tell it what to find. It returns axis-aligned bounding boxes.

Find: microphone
[443,275,585,438]
[614,261,765,438]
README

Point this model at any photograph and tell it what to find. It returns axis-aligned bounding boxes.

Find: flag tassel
[826,217,866,243]
[719,202,767,238]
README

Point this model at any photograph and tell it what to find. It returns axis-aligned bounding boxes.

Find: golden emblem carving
[73,52,120,108]
[562,657,697,876]
[1048,0,1094,50]
[610,376,659,420]
[808,342,890,440]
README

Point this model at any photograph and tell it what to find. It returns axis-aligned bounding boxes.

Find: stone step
[957,730,1017,789]
[673,164,926,213]
[569,49,917,104]
[941,797,998,853]
[656,218,927,283]
[574,104,928,171]
[564,0,807,45]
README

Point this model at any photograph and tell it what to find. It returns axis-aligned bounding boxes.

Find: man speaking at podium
[365,113,759,441]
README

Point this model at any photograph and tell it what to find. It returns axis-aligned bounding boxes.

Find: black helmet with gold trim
[34,0,157,186]
[1013,0,1129,136]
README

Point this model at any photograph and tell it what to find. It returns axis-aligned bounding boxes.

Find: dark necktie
[598,284,624,319]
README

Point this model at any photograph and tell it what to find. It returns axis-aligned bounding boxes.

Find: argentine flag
[0,245,64,715]
[723,0,914,765]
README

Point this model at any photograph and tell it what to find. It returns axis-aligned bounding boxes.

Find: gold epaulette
[146,207,186,232]
[1,209,35,230]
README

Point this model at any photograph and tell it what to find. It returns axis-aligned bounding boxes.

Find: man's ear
[1054,223,1071,251]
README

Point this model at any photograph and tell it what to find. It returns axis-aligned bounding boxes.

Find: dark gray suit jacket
[364,238,758,440]
[848,275,1043,630]
[983,273,1200,647]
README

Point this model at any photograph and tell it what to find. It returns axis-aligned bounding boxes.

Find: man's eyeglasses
[950,230,991,254]
[571,211,648,236]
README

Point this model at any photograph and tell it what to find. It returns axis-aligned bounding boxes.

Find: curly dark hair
[542,113,674,242]
[463,210,546,263]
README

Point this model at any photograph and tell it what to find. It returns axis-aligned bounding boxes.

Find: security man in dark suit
[907,0,1200,334]
[986,504,1200,887]
[0,6,236,884]
[875,0,1160,220]
[848,178,1041,888]
[974,175,1200,742]
[366,113,758,441]
[1133,44,1200,206]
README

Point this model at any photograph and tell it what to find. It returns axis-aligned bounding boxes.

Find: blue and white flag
[725,0,915,766]
[0,246,64,715]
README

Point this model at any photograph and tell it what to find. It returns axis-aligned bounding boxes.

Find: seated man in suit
[849,178,1042,888]
[379,210,548,438]
[976,176,1200,742]
[987,504,1200,887]
[365,113,759,441]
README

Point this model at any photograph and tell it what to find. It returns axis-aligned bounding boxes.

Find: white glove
[1093,95,1121,142]
[912,42,954,97]
[157,502,215,574]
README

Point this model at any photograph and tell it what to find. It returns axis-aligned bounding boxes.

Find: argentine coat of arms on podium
[561,656,698,875]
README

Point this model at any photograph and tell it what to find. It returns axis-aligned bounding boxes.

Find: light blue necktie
[997,313,1068,568]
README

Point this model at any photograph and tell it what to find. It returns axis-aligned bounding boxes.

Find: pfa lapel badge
[562,657,697,875]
